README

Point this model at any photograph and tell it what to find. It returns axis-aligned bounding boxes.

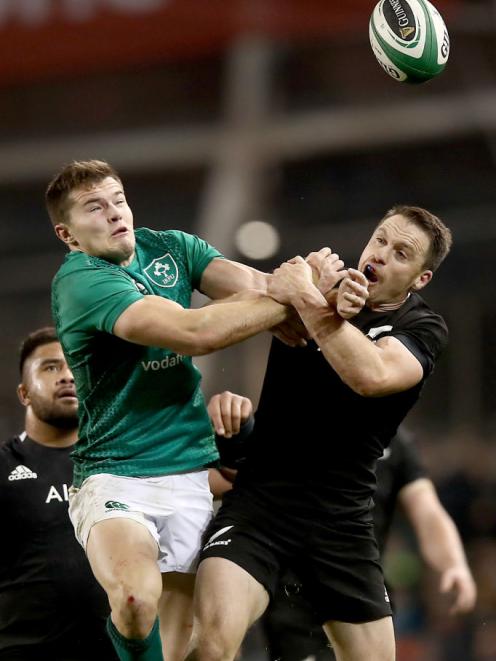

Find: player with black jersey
[207,395,476,660]
[0,327,116,661]
[186,205,453,661]
[261,430,477,661]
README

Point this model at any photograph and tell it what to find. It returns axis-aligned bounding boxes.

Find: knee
[187,626,239,661]
[110,584,160,639]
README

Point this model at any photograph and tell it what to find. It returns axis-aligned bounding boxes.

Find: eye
[376,236,386,245]
[396,251,407,260]
[89,206,102,213]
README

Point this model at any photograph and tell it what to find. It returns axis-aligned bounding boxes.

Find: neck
[24,413,77,448]
[120,251,135,267]
[68,246,136,267]
[370,292,411,312]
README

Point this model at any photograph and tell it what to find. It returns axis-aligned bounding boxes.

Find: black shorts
[200,494,392,625]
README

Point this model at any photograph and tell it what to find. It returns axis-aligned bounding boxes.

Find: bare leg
[323,616,395,661]
[86,518,162,639]
[185,558,269,661]
[159,572,195,660]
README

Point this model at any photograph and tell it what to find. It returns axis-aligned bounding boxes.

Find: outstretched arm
[113,289,289,356]
[400,478,477,615]
[268,257,423,396]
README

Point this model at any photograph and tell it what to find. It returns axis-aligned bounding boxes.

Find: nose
[57,366,75,384]
[107,202,122,222]
[372,248,386,265]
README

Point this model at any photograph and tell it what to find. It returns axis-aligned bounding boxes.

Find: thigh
[323,616,395,661]
[303,520,392,625]
[199,508,286,600]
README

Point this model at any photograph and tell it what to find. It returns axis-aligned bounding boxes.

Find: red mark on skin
[127,596,135,604]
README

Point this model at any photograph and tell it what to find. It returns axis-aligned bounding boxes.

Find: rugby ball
[369,0,450,83]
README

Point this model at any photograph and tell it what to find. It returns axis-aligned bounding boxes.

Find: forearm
[290,287,388,396]
[114,293,289,355]
[200,259,269,299]
[225,263,269,294]
[190,296,289,354]
[415,509,470,574]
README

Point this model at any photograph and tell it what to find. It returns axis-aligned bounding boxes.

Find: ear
[17,382,30,408]
[54,223,78,247]
[411,269,433,292]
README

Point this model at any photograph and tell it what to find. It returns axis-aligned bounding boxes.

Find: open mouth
[57,388,77,399]
[112,227,128,237]
[364,264,378,283]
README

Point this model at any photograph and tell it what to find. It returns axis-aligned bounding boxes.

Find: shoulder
[395,293,448,350]
[0,436,18,454]
[135,227,188,245]
[135,227,201,258]
[388,295,448,376]
[54,253,132,289]
[53,251,121,286]
[0,435,21,468]
[399,293,447,331]
[52,253,136,314]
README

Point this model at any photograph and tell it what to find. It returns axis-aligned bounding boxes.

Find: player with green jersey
[52,228,224,488]
[45,159,300,661]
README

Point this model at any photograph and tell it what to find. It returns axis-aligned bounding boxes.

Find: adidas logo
[9,465,38,481]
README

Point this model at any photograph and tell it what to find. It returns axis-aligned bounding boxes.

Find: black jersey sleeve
[392,304,448,377]
[392,430,428,491]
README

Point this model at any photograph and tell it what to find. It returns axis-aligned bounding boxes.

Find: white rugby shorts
[68,471,213,573]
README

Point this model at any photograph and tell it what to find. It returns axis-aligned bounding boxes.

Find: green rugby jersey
[51,227,223,487]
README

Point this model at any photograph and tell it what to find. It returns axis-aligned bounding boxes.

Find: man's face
[55,176,135,265]
[18,342,78,429]
[358,214,433,308]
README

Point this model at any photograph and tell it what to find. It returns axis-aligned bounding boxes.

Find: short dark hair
[45,159,122,226]
[19,327,59,376]
[379,205,452,272]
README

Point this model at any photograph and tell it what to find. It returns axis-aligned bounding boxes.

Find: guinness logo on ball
[384,0,417,42]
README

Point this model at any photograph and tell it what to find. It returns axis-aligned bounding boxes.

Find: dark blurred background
[0,1,495,659]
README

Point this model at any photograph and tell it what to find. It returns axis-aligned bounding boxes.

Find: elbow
[180,329,224,356]
[346,373,389,398]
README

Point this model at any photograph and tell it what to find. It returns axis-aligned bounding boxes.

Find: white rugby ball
[369,0,450,83]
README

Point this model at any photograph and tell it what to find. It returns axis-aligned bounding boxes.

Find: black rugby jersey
[374,430,427,553]
[0,434,116,660]
[235,292,447,521]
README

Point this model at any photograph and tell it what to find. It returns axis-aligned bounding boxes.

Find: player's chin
[56,400,78,415]
[110,242,134,263]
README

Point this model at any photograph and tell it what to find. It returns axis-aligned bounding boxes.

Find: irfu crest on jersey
[144,253,179,288]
